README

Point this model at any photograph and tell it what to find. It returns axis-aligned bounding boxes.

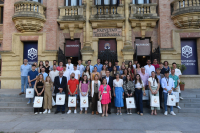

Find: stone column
[81,0,94,63]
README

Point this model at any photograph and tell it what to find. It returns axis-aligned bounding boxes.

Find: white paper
[26,88,34,98]
[126,97,136,109]
[56,94,66,105]
[33,97,43,108]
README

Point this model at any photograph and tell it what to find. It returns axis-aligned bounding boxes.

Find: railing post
[60,8,65,16]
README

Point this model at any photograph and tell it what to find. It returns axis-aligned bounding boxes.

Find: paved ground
[0,112,200,133]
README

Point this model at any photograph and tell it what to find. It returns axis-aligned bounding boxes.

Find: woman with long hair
[83,65,91,81]
[121,69,128,81]
[99,78,111,117]
[79,75,90,114]
[163,61,170,72]
[91,67,100,81]
[123,74,134,114]
[128,61,134,74]
[38,61,44,73]
[100,64,107,79]
[110,66,119,80]
[113,73,124,115]
[148,71,160,115]
[91,74,101,115]
[34,74,45,115]
[107,61,113,72]
[134,74,145,116]
[135,63,141,74]
[43,76,53,114]
[127,67,134,81]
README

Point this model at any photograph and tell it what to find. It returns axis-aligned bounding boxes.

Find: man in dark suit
[54,71,67,114]
[105,70,113,114]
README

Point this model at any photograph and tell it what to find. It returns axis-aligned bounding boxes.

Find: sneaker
[127,110,129,115]
[129,111,132,115]
[79,111,82,114]
[116,113,119,115]
[43,109,47,114]
[170,111,176,116]
[74,110,77,114]
[177,106,181,109]
[164,111,168,116]
[180,97,184,100]
[39,112,42,114]
[67,110,71,114]
[48,110,51,114]
[120,113,122,115]
[35,112,38,115]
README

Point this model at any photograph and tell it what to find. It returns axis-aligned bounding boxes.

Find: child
[99,78,111,117]
[43,76,53,114]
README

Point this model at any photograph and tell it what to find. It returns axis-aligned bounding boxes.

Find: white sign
[136,44,150,46]
[28,48,37,60]
[182,45,193,58]
[66,45,79,47]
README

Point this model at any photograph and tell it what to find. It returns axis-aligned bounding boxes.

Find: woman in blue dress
[113,73,124,115]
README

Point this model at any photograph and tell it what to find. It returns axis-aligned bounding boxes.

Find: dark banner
[24,42,38,65]
[135,38,151,56]
[65,40,80,57]
[98,39,117,52]
[181,39,198,75]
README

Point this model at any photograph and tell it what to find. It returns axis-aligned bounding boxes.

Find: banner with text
[181,39,198,75]
[93,28,122,37]
[24,42,38,65]
[65,40,80,57]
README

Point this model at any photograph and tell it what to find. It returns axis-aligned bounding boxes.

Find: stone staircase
[0,89,199,114]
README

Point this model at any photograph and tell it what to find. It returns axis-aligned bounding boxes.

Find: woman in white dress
[113,73,124,115]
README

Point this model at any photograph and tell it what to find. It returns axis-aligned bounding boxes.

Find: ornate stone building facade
[0,0,200,89]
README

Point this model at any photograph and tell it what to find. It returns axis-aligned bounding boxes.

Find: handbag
[167,93,176,106]
[33,96,43,108]
[173,92,179,103]
[56,94,66,105]
[142,90,149,100]
[150,95,160,107]
[26,88,34,98]
[80,97,89,108]
[68,96,76,107]
[97,101,102,113]
[52,97,56,106]
[126,97,136,109]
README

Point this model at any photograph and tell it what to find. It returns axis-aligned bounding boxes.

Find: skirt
[101,92,111,105]
[114,87,124,107]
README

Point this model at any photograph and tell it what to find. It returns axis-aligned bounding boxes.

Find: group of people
[20,58,183,116]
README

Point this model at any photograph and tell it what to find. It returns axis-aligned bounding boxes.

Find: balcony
[129,3,159,38]
[90,4,125,28]
[12,1,46,32]
[171,0,200,29]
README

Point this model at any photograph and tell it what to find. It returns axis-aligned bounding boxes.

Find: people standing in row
[169,68,181,109]
[43,76,53,114]
[161,71,176,116]
[144,59,155,77]
[34,74,45,115]
[79,75,90,114]
[113,74,124,115]
[19,59,31,95]
[99,78,111,117]
[156,68,164,109]
[91,74,101,115]
[67,73,79,114]
[54,71,67,114]
[94,59,103,73]
[148,71,160,115]
[123,74,134,114]
[134,74,145,116]
[27,64,38,104]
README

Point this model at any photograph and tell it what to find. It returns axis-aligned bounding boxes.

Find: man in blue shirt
[115,60,120,71]
[87,60,94,73]
[39,67,48,81]
[19,59,31,95]
[27,64,38,104]
[94,59,103,73]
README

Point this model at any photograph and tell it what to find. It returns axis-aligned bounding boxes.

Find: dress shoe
[54,111,60,114]
[96,111,99,115]
[62,111,65,114]
[92,111,94,115]
[19,92,24,95]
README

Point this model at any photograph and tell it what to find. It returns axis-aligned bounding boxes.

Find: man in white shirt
[66,58,74,73]
[77,59,85,78]
[70,65,80,81]
[87,60,94,73]
[144,59,155,77]
[172,62,183,100]
[49,65,59,83]
[161,70,176,116]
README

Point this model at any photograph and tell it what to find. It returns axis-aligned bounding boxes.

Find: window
[133,0,150,4]
[26,0,43,3]
[95,0,117,5]
[65,0,82,6]
[0,6,3,24]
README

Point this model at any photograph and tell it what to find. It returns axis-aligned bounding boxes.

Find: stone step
[178,108,200,113]
[0,97,30,102]
[182,103,200,108]
[180,98,200,103]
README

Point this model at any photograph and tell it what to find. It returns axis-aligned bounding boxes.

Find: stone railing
[130,3,158,19]
[171,0,200,16]
[13,1,46,19]
[58,5,85,21]
[12,1,46,32]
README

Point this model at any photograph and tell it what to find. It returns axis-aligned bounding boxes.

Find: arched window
[26,0,43,3]
[132,0,150,4]
[65,0,82,6]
